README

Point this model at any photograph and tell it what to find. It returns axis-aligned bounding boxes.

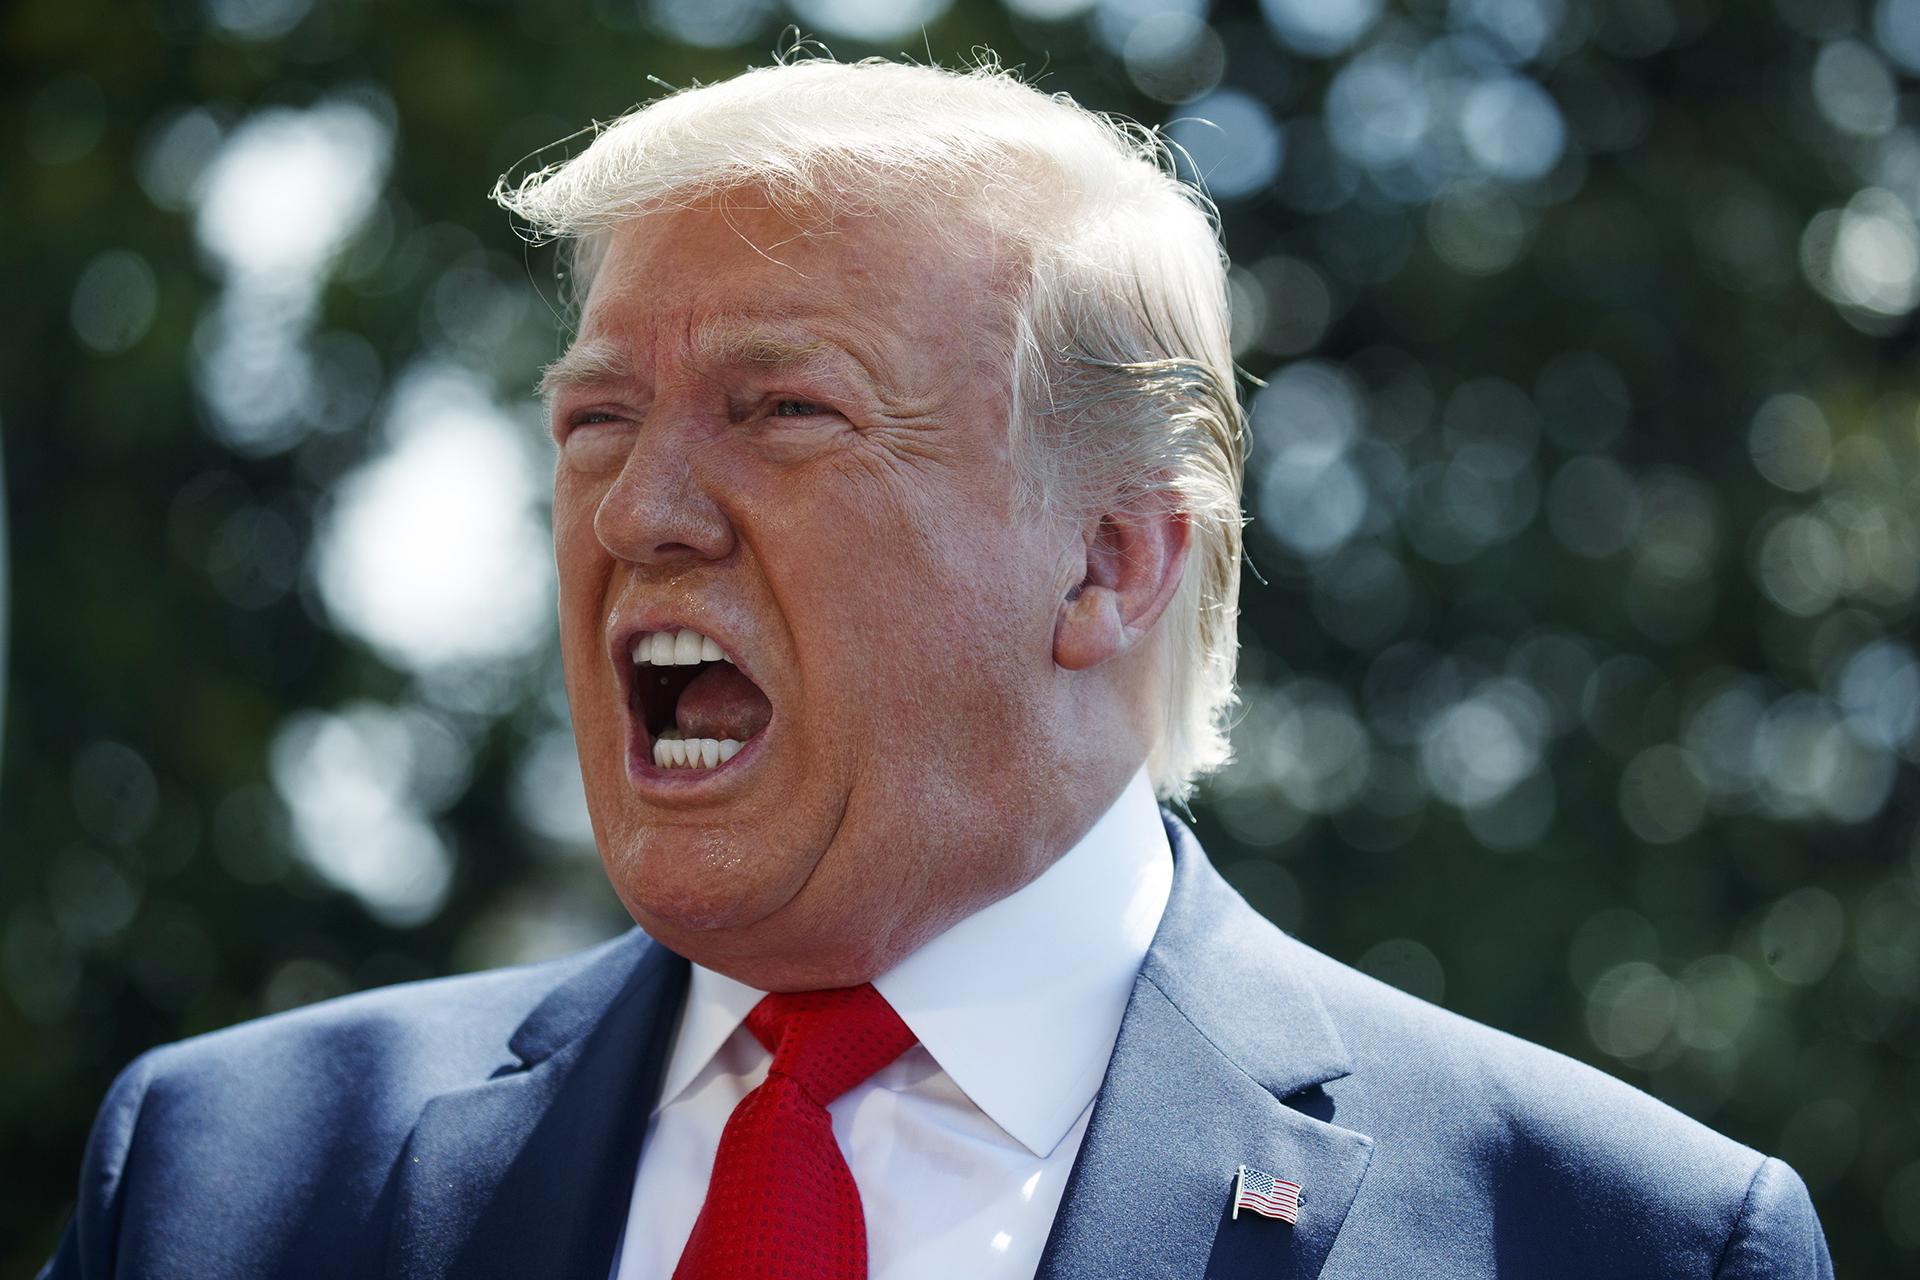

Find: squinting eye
[772,399,828,418]
[555,409,633,443]
[553,408,637,467]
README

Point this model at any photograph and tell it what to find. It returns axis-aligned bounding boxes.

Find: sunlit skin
[548,196,1189,991]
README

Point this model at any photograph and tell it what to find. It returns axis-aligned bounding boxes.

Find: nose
[592,411,737,566]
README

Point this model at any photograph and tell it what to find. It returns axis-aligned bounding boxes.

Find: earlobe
[1054,582,1125,670]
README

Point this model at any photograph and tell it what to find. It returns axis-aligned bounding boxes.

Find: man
[46,59,1830,1279]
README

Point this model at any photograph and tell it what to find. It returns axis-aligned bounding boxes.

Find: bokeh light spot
[1587,960,1680,1061]
[1812,40,1898,138]
[1754,511,1845,617]
[204,0,314,41]
[1249,679,1375,813]
[47,847,143,946]
[1448,0,1566,64]
[70,741,159,848]
[647,0,776,47]
[1802,187,1920,318]
[1327,46,1431,170]
[1420,680,1548,808]
[1123,12,1226,104]
[511,730,598,849]
[1676,954,1759,1052]
[1568,906,1659,990]
[1463,767,1557,851]
[1311,544,1414,650]
[315,364,553,673]
[1459,75,1567,182]
[1883,1159,1920,1249]
[1747,394,1832,492]
[1754,692,1897,822]
[1428,181,1532,275]
[1875,0,1920,74]
[1760,886,1845,985]
[1836,640,1920,754]
[785,0,951,41]
[195,99,391,286]
[1003,0,1097,17]
[1260,0,1382,57]
[137,107,226,212]
[71,252,159,355]
[1168,89,1283,200]
[269,702,468,926]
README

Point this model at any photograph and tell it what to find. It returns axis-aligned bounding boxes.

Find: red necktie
[672,984,917,1280]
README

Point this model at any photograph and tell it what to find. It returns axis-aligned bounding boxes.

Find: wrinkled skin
[549,197,1181,989]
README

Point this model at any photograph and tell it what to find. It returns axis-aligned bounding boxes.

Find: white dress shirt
[610,768,1173,1280]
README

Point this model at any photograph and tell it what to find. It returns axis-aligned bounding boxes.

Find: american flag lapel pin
[1232,1163,1303,1225]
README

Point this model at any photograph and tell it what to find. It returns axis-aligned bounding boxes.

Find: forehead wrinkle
[688,311,921,407]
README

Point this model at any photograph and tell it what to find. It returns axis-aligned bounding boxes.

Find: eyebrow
[536,337,633,403]
[695,322,836,370]
[536,319,866,404]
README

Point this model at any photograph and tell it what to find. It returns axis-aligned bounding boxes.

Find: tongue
[673,664,773,742]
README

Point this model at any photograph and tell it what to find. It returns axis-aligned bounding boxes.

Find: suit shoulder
[51,930,676,1280]
[1297,938,1759,1172]
[139,929,651,1098]
[1155,824,1830,1274]
[1286,939,1829,1275]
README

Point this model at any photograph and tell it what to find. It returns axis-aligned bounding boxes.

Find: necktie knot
[746,984,916,1107]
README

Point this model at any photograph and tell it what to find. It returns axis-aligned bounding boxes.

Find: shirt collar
[653,767,1173,1160]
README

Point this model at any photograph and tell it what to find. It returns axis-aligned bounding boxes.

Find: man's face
[548,198,1080,986]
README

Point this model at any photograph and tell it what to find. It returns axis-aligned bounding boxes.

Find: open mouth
[629,628,773,773]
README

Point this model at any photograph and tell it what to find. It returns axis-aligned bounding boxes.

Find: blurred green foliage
[5,0,1919,1274]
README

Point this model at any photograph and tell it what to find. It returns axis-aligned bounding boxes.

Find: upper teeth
[631,628,728,666]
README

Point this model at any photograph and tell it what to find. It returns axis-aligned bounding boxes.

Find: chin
[596,812,823,936]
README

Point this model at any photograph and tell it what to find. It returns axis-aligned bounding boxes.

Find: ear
[1053,500,1190,672]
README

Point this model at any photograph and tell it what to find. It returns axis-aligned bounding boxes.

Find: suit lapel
[386,933,691,1280]
[1036,817,1375,1279]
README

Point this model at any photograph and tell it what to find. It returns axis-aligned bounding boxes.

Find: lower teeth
[652,731,745,769]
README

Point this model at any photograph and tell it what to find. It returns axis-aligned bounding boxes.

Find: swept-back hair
[494,57,1245,799]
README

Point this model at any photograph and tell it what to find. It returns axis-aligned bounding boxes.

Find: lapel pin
[1232,1163,1302,1225]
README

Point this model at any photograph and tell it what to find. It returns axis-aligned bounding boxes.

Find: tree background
[5,0,1918,1273]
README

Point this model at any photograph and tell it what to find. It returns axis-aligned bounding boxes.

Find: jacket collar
[1136,814,1353,1099]
[507,929,676,1066]
[385,931,689,1280]
[1035,813,1375,1280]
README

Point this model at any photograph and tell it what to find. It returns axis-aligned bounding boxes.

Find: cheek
[551,483,606,591]
[551,485,615,680]
[804,503,1056,689]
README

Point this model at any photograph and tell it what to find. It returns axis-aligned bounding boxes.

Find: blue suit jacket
[44,817,1833,1278]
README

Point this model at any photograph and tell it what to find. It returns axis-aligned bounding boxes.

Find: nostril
[590,460,734,564]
